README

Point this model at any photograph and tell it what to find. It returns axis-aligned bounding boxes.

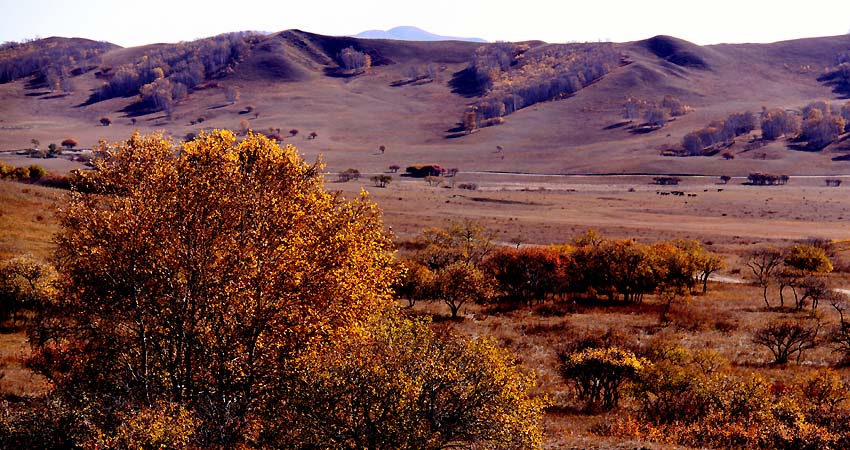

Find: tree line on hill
[460,42,622,131]
[87,32,260,115]
[0,38,115,91]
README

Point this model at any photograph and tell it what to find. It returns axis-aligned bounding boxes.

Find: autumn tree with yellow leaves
[31,130,397,447]
[21,130,545,449]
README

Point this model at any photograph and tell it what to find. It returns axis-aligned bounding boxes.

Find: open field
[332,174,850,257]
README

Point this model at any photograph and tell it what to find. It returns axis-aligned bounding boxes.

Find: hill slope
[1,31,849,176]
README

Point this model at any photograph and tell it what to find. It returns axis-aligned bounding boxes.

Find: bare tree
[753,319,820,364]
[746,247,784,308]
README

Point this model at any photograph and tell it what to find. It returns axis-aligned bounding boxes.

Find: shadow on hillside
[448,67,486,98]
[629,125,661,135]
[604,121,631,130]
[817,71,850,99]
[120,100,157,118]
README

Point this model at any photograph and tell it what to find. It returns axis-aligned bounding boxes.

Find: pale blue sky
[2,0,849,47]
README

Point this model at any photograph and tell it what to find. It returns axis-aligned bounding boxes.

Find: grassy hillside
[1,31,849,176]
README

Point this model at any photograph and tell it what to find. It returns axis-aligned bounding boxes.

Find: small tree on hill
[100,117,112,126]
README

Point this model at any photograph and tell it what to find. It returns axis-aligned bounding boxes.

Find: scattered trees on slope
[681,111,758,156]
[761,108,801,140]
[625,95,691,129]
[0,38,114,87]
[89,32,259,112]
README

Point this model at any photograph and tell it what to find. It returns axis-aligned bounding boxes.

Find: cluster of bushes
[89,32,260,113]
[462,42,621,127]
[624,95,691,129]
[562,337,850,449]
[0,163,45,181]
[0,38,115,89]
[336,168,361,182]
[681,111,758,156]
[747,172,790,185]
[399,227,722,316]
[404,164,445,177]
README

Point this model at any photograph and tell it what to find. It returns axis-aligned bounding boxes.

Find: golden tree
[34,130,398,447]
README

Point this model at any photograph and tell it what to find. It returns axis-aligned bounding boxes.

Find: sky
[2,0,849,47]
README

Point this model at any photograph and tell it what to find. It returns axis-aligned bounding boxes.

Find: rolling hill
[1,30,849,176]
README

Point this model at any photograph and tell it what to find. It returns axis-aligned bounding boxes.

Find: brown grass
[0,180,62,261]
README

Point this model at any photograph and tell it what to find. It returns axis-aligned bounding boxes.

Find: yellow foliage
[38,130,399,447]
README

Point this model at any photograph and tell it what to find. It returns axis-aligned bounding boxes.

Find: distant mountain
[354,26,486,43]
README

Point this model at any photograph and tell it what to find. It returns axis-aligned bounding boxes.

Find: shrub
[99,117,111,126]
[26,165,45,180]
[559,346,647,412]
[370,174,391,187]
[387,164,400,173]
[424,175,442,186]
[457,183,478,190]
[337,168,360,182]
[280,316,546,449]
[653,176,680,185]
[631,342,726,424]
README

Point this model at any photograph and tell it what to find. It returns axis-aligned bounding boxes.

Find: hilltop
[1,30,849,176]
